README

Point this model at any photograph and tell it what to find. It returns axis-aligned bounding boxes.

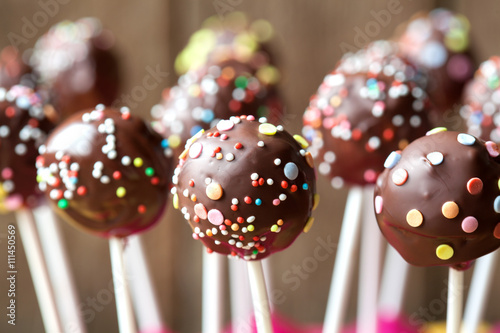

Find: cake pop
[374,129,500,268]
[30,18,120,119]
[396,8,474,114]
[151,59,283,160]
[302,40,433,188]
[172,115,317,260]
[0,85,56,211]
[36,105,172,238]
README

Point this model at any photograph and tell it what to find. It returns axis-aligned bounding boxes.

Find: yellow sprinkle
[313,194,320,210]
[173,194,179,209]
[406,209,423,227]
[179,148,189,160]
[498,178,500,191]
[271,224,279,232]
[293,135,309,148]
[427,127,448,136]
[116,187,126,198]
[133,158,143,167]
[442,201,459,219]
[231,224,239,231]
[168,134,181,149]
[247,225,255,232]
[206,183,223,200]
[330,95,342,107]
[216,153,223,160]
[259,123,277,135]
[436,244,454,260]
[303,217,315,233]
[206,230,213,237]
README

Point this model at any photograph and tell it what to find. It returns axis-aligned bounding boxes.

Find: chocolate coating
[302,40,433,188]
[30,18,120,119]
[460,56,500,142]
[36,106,172,238]
[374,129,500,268]
[172,116,317,260]
[0,85,56,211]
[151,59,283,160]
[396,8,474,113]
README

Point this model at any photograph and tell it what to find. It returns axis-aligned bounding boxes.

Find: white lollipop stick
[202,250,225,333]
[16,208,63,333]
[109,237,137,333]
[356,186,383,333]
[125,235,167,333]
[322,186,363,333]
[378,244,410,318]
[33,204,86,333]
[247,260,273,333]
[462,250,499,333]
[447,268,464,333]
[229,258,253,333]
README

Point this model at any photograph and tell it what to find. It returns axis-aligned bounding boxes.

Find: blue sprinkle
[366,78,377,87]
[302,183,309,190]
[470,112,483,125]
[70,177,78,184]
[383,151,401,169]
[457,133,476,146]
[161,139,169,148]
[495,196,500,213]
[255,199,262,206]
[190,125,203,137]
[201,109,215,123]
[16,96,31,109]
[284,162,299,180]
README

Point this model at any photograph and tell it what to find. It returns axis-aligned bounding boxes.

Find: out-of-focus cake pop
[172,115,317,260]
[302,40,433,188]
[460,56,500,142]
[151,59,283,160]
[0,46,35,89]
[30,18,120,119]
[396,8,474,114]
[0,85,56,211]
[36,106,172,238]
[374,129,500,268]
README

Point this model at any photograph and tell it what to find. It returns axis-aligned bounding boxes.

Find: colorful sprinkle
[466,178,483,195]
[436,244,454,260]
[494,223,500,239]
[375,196,383,214]
[426,152,444,166]
[384,151,401,169]
[145,167,155,177]
[207,209,224,225]
[392,168,408,186]
[461,216,478,233]
[457,133,475,145]
[206,183,223,200]
[426,127,447,135]
[284,162,299,180]
[194,203,208,219]
[406,209,423,227]
[216,119,234,131]
[259,123,277,135]
[293,135,309,148]
[303,217,315,233]
[486,141,500,157]
[133,158,143,167]
[189,142,203,159]
[442,201,459,219]
[57,199,69,209]
[116,187,126,198]
[494,196,500,213]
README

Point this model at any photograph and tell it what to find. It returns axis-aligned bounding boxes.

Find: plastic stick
[247,260,273,333]
[447,268,464,333]
[202,250,225,333]
[229,258,253,333]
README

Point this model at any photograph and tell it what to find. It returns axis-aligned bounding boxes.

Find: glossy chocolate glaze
[374,129,500,268]
[302,40,433,188]
[151,59,283,161]
[0,85,56,211]
[36,106,172,238]
[30,18,120,119]
[396,8,474,113]
[172,116,317,260]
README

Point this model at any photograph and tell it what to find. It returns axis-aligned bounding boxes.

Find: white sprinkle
[92,170,102,179]
[70,163,80,171]
[14,144,27,155]
[274,158,281,166]
[257,141,265,147]
[100,176,110,184]
[107,150,117,160]
[247,216,256,223]
[205,178,212,185]
[279,194,287,201]
[94,161,104,170]
[251,173,259,180]
[121,156,131,166]
[267,178,274,185]
[232,198,239,205]
[225,153,235,161]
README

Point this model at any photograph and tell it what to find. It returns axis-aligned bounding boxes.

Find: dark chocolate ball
[30,18,120,119]
[302,40,433,188]
[0,85,56,211]
[396,8,474,113]
[460,56,500,142]
[151,59,283,160]
[172,116,318,260]
[374,129,500,268]
[36,106,172,238]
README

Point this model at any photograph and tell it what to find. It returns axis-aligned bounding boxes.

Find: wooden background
[1,0,500,332]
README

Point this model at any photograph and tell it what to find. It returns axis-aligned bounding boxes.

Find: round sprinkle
[121,156,131,166]
[206,183,223,200]
[216,119,234,131]
[486,141,500,157]
[426,152,444,166]
[426,127,447,135]
[116,187,127,198]
[194,203,208,219]
[467,178,483,195]
[255,198,262,206]
[457,133,475,146]
[384,151,401,169]
[406,209,423,227]
[251,173,259,180]
[257,141,265,147]
[226,153,235,161]
[494,196,500,213]
[274,158,281,166]
[259,123,277,135]
[284,162,299,180]
[145,167,155,177]
[374,196,383,214]
[436,244,454,260]
[461,216,478,233]
[247,225,255,232]
[189,142,203,159]
[271,225,279,232]
[293,135,309,148]
[207,209,224,225]
[442,201,459,219]
[494,223,500,239]
[57,199,69,209]
[272,199,280,206]
[133,158,143,167]
[392,168,408,186]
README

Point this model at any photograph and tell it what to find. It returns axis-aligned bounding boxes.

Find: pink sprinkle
[375,196,383,214]
[273,199,280,206]
[192,233,199,240]
[1,168,13,180]
[220,134,228,140]
[188,142,203,159]
[364,169,377,183]
[247,115,255,121]
[447,54,473,81]
[194,203,208,220]
[485,141,500,157]
[462,216,478,233]
[5,194,23,211]
[207,209,224,225]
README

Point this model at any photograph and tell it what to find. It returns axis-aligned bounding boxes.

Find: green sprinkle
[235,76,248,89]
[271,224,278,232]
[253,249,259,255]
[145,167,155,177]
[58,199,69,209]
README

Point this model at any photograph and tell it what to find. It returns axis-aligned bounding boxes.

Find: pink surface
[341,314,420,333]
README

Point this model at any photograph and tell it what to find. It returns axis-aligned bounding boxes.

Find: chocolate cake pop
[460,56,500,142]
[0,85,56,211]
[396,8,474,113]
[30,18,120,119]
[172,115,317,260]
[302,40,433,188]
[151,59,283,160]
[175,12,275,75]
[374,129,500,268]
[36,106,172,238]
